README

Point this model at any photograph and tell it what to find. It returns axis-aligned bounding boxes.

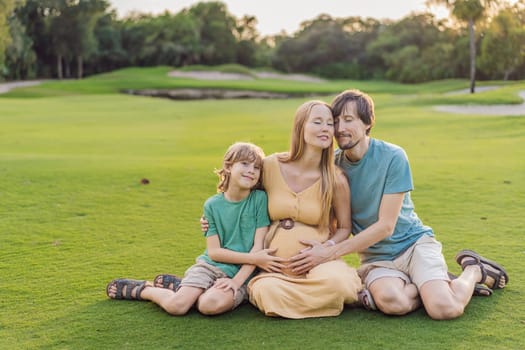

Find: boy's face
[228,160,261,190]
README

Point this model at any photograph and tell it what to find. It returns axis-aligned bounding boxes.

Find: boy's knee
[197,292,233,315]
[163,297,192,316]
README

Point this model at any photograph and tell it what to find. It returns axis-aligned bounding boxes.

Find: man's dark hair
[331,89,375,135]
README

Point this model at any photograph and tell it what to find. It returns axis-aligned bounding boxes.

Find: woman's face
[303,105,334,149]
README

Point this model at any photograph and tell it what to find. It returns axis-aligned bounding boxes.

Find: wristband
[326,239,336,246]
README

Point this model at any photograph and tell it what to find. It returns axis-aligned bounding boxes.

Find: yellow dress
[248,154,362,319]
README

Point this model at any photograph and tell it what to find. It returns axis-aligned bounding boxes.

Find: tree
[273,15,351,73]
[5,13,36,79]
[367,13,457,82]
[46,0,109,79]
[0,0,16,76]
[427,0,499,93]
[272,15,382,79]
[341,17,382,79]
[235,15,259,66]
[68,0,109,78]
[479,5,525,79]
[188,1,237,64]
[119,10,200,67]
[48,0,71,79]
[15,0,51,77]
[141,11,200,66]
[88,10,127,74]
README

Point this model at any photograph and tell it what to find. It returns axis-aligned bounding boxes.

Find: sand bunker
[2,78,522,117]
[129,70,328,99]
[123,88,301,100]
[434,89,525,116]
[168,70,326,83]
[168,71,254,81]
[0,80,43,93]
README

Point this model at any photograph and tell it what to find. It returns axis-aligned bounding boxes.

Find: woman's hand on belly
[288,239,332,275]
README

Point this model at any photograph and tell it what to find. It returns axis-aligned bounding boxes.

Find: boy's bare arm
[207,227,284,271]
[228,227,268,288]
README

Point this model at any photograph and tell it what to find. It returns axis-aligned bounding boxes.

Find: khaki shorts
[358,235,449,290]
[180,260,247,308]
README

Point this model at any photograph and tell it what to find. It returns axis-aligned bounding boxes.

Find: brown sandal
[357,289,377,311]
[153,274,182,291]
[447,272,493,296]
[106,278,149,300]
[455,250,508,290]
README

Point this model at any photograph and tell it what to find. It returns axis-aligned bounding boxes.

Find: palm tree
[427,0,498,93]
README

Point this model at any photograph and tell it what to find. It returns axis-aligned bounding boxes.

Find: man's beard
[336,136,359,150]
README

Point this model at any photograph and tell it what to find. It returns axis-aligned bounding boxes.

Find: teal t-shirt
[334,138,433,264]
[198,189,270,279]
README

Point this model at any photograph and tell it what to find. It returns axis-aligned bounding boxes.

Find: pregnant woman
[247,100,361,319]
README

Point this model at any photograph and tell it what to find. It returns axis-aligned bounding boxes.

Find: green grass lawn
[1,69,524,349]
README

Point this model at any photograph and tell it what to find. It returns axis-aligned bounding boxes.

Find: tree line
[0,0,524,87]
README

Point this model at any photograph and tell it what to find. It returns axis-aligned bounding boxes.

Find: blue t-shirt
[334,138,433,263]
[198,189,270,279]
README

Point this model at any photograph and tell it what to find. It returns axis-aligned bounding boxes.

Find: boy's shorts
[357,235,450,290]
[180,260,247,308]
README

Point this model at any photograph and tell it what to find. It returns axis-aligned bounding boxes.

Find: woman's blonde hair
[278,100,335,229]
[215,142,265,193]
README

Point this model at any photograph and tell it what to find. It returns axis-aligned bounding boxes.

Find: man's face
[334,102,369,150]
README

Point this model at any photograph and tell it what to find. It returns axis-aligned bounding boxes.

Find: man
[289,89,508,320]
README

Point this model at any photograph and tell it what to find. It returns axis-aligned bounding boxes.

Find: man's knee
[425,300,464,320]
[373,290,414,315]
[370,281,419,316]
[421,290,464,320]
[420,280,464,320]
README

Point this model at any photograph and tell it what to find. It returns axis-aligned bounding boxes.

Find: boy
[107,142,283,315]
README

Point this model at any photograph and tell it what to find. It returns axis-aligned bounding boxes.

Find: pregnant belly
[267,222,328,276]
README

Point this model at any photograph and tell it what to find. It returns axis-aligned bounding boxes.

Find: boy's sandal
[455,249,509,290]
[154,274,182,292]
[106,278,148,300]
[447,272,493,297]
[357,289,377,311]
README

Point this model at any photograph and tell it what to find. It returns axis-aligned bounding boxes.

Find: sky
[108,0,452,36]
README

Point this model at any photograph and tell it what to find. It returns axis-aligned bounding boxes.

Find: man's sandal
[357,289,377,311]
[455,249,509,290]
[447,272,493,297]
[106,278,149,300]
[154,274,182,292]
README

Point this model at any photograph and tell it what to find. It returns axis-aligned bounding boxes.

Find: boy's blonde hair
[215,142,265,193]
